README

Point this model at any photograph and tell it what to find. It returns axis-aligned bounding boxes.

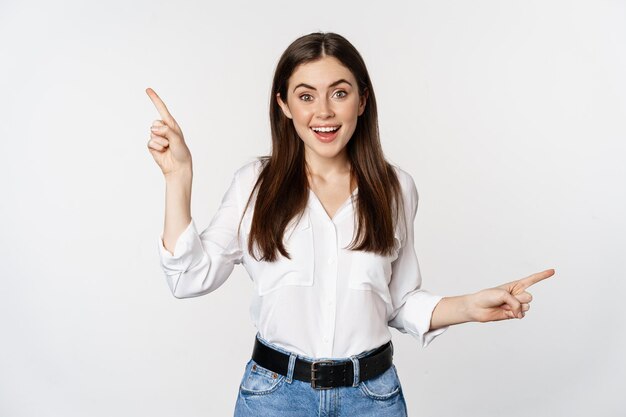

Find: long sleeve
[156,169,245,299]
[387,172,450,348]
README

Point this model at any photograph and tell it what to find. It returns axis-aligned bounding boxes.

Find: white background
[1,0,625,416]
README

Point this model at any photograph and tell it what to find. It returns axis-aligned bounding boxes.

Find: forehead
[288,56,356,87]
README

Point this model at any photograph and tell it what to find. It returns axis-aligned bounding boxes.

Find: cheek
[287,112,310,137]
[293,105,311,118]
[340,99,361,119]
[290,107,313,126]
[343,124,358,140]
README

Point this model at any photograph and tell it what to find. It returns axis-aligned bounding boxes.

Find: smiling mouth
[310,125,341,142]
[311,125,341,133]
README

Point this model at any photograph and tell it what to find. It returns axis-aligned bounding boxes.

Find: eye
[333,90,348,99]
[299,94,313,102]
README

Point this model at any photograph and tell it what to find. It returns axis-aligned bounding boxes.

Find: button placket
[322,221,339,353]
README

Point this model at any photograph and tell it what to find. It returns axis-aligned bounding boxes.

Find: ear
[276,93,293,119]
[358,88,369,116]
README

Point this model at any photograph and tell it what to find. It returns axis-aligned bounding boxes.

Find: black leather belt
[251,336,394,389]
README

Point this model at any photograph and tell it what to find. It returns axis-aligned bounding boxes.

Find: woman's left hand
[466,269,556,323]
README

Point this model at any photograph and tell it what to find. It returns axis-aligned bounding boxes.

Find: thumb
[500,291,523,319]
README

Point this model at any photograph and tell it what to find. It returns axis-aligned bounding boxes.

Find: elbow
[167,256,216,299]
[167,272,196,299]
[171,283,199,299]
[171,275,214,299]
[172,288,207,299]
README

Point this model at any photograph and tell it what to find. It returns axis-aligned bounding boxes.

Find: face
[277,56,367,165]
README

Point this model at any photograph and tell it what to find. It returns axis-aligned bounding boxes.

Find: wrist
[461,293,477,323]
[430,294,474,330]
[165,167,193,184]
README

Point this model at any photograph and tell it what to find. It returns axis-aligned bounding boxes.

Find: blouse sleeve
[156,168,245,299]
[387,172,450,348]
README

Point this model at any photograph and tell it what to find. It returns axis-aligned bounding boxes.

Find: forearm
[429,294,474,330]
[162,169,193,254]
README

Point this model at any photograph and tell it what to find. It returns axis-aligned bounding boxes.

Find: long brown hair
[239,32,405,262]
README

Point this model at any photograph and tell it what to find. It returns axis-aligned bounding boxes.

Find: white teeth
[312,126,340,133]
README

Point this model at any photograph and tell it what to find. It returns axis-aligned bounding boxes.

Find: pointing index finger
[521,269,556,289]
[145,87,176,126]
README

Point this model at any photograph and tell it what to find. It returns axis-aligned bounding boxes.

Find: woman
[146,32,555,416]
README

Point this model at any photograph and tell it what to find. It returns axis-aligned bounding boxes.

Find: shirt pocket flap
[244,210,315,296]
[347,231,401,304]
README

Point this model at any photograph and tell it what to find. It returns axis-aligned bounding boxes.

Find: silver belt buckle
[310,360,334,390]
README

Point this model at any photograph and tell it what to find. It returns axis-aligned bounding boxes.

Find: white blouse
[157,159,449,359]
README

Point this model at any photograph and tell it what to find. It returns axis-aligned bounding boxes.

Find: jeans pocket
[239,359,285,396]
[359,364,402,401]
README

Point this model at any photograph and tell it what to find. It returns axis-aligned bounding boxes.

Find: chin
[310,146,346,159]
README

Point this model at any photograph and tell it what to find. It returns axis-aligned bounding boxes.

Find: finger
[150,121,165,135]
[504,309,526,319]
[150,134,169,148]
[146,88,177,127]
[151,119,166,128]
[501,292,523,318]
[520,269,556,289]
[148,138,167,152]
[501,303,530,312]
[150,124,180,143]
[516,291,533,304]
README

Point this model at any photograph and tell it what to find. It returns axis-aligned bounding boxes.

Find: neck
[304,149,351,179]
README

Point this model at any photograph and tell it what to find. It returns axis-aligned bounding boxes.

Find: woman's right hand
[145,87,193,178]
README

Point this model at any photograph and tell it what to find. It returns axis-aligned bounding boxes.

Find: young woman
[146,32,555,417]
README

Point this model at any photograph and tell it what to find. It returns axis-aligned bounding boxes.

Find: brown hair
[239,32,405,262]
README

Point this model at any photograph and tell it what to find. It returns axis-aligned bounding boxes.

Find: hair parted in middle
[238,31,406,262]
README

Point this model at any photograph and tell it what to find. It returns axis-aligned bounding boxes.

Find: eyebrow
[292,79,353,93]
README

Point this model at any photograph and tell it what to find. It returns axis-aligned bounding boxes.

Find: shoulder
[390,163,414,186]
[234,157,265,182]
[230,158,267,208]
[231,158,268,196]
[389,163,418,205]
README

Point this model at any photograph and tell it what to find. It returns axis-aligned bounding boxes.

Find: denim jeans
[233,333,408,417]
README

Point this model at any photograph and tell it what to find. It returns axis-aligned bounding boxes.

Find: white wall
[1,0,624,416]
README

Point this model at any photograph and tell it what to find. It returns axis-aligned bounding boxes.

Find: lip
[310,125,341,143]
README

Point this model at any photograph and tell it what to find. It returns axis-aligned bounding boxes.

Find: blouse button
[327,256,336,265]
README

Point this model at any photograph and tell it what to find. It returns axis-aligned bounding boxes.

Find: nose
[316,97,334,119]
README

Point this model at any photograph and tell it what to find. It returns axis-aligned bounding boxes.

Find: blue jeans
[233,333,408,417]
